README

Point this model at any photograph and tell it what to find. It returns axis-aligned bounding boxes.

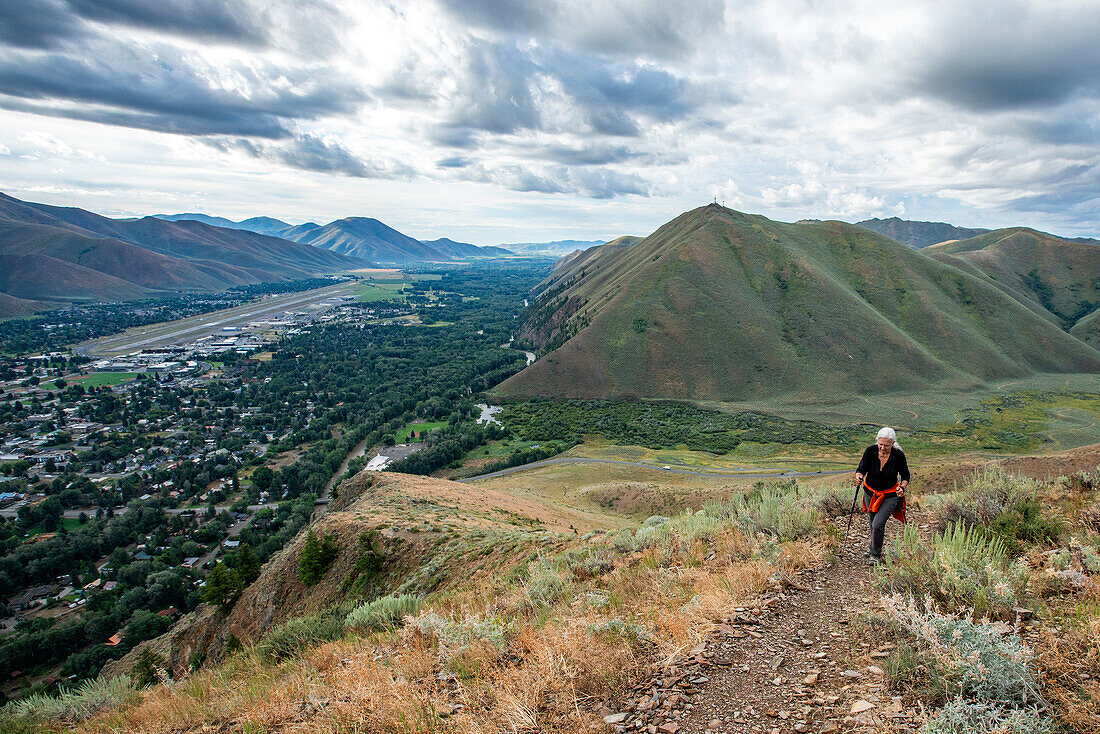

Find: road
[75,282,360,358]
[457,457,850,483]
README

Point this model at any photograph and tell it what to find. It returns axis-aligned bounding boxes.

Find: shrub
[257,608,347,661]
[876,523,1029,619]
[3,675,135,723]
[738,480,819,541]
[523,559,571,608]
[989,500,1061,550]
[883,597,1042,704]
[931,467,1040,532]
[345,594,421,630]
[920,699,1058,734]
[411,611,508,656]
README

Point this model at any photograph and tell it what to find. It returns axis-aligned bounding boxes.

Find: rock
[708,719,722,729]
[850,700,875,714]
[819,723,839,733]
[840,670,861,678]
[604,713,628,725]
[803,673,819,685]
[658,723,680,734]
[867,665,885,676]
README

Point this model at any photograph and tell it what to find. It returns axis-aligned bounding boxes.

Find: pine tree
[202,562,243,613]
[235,543,261,585]
[299,529,324,585]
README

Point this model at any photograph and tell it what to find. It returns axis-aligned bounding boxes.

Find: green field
[49,372,139,389]
[354,281,406,303]
[396,421,447,442]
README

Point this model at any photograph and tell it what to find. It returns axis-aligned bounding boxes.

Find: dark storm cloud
[0,42,366,138]
[0,0,84,50]
[435,0,724,60]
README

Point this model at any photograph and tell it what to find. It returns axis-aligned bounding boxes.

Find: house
[181,557,200,569]
[223,539,240,548]
[105,633,124,646]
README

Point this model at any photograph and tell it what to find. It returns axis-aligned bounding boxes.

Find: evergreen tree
[202,562,243,613]
[299,530,340,585]
[234,543,261,585]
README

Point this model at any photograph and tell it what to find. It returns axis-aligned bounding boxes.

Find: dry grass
[61,504,796,734]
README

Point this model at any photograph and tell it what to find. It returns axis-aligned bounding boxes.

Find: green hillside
[925,227,1100,328]
[1072,308,1100,349]
[498,204,1100,403]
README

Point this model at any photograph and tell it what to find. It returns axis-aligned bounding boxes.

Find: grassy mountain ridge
[499,205,1100,402]
[925,227,1100,328]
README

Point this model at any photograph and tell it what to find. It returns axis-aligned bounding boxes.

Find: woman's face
[877,437,893,454]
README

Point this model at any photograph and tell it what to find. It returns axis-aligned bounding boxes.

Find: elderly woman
[854,427,909,565]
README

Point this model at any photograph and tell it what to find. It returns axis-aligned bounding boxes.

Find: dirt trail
[609,518,924,734]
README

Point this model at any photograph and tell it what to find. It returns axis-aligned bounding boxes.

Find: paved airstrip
[75,281,361,358]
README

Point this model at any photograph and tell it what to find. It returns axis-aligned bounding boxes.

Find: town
[0,261,547,698]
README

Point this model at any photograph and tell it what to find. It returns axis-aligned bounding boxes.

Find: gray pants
[867,492,901,559]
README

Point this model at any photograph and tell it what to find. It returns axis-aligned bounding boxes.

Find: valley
[1,203,1098,734]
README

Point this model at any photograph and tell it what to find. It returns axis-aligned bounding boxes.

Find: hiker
[853,427,909,565]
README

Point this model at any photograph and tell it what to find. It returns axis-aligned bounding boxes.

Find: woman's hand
[854,472,864,487]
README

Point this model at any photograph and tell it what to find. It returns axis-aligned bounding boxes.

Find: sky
[0,0,1098,244]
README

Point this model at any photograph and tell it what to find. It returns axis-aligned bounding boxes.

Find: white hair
[877,426,901,451]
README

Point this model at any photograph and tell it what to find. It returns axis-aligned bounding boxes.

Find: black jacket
[857,445,910,491]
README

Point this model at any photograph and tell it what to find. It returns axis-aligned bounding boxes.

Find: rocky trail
[603,518,926,734]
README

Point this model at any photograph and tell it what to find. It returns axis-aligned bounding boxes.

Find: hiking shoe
[867,556,881,567]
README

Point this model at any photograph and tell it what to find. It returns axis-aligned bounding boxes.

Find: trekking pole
[842,479,861,549]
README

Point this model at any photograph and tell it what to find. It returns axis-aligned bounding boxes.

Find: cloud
[213,134,413,179]
[916,3,1100,111]
[0,40,366,138]
[426,38,705,146]
[469,162,650,198]
[0,0,84,50]
[435,0,725,60]
[65,0,268,46]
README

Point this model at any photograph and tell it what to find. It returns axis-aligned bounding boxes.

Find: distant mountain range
[856,216,1099,249]
[496,205,1100,403]
[497,239,607,256]
[154,213,514,262]
[0,193,365,317]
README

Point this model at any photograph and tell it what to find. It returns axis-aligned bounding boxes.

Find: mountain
[0,193,366,315]
[496,239,606,255]
[238,216,297,238]
[421,237,513,258]
[856,217,991,248]
[154,213,298,240]
[282,217,447,262]
[158,213,513,261]
[924,228,1100,329]
[496,204,1100,403]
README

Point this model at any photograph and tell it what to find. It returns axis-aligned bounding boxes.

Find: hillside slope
[0,193,366,311]
[498,205,1100,402]
[925,227,1100,329]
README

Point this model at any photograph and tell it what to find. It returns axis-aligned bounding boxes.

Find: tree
[201,563,243,613]
[298,530,340,585]
[251,466,274,492]
[233,543,261,585]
